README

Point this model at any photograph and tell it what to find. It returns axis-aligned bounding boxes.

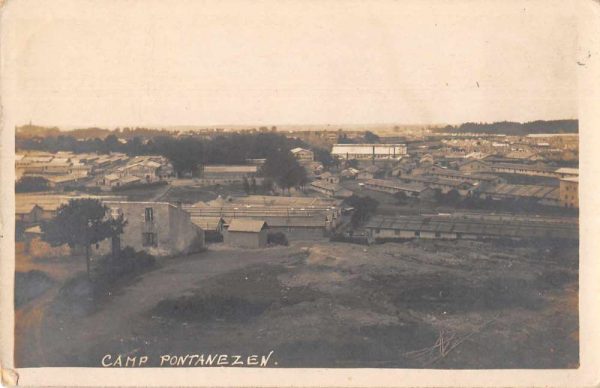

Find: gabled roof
[227,219,268,233]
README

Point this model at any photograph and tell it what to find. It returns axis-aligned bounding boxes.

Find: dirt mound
[368,273,543,314]
[150,264,325,323]
[52,274,97,316]
[151,294,270,323]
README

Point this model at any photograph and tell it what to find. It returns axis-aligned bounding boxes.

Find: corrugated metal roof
[398,175,473,188]
[365,215,577,240]
[490,163,555,173]
[482,184,559,200]
[365,179,427,193]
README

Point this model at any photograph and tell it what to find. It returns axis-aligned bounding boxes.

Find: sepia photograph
[1,0,599,386]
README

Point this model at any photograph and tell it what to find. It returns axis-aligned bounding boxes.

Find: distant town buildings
[198,165,259,185]
[290,147,314,163]
[16,151,175,192]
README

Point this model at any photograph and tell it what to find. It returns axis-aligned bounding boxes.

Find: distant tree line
[337,130,381,144]
[437,120,578,135]
[17,125,192,140]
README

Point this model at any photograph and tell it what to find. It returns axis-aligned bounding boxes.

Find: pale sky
[0,0,581,128]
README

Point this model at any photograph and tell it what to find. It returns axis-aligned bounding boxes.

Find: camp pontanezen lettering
[101,351,276,367]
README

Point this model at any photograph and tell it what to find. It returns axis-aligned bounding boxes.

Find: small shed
[191,216,225,242]
[224,219,268,249]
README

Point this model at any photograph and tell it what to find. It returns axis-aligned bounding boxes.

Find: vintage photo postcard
[1,0,599,386]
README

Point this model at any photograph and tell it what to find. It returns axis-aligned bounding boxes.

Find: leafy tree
[125,137,145,155]
[444,189,461,205]
[346,159,359,169]
[364,131,380,143]
[313,147,335,168]
[261,178,274,193]
[337,134,355,144]
[103,134,121,153]
[15,176,50,192]
[153,136,204,177]
[345,195,379,227]
[263,150,307,192]
[41,199,126,280]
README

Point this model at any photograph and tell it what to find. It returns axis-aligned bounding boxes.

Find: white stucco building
[97,201,204,257]
[331,144,407,160]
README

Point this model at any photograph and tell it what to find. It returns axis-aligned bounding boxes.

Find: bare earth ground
[15,239,578,368]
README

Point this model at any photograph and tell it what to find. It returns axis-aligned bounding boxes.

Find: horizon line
[17,118,579,132]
